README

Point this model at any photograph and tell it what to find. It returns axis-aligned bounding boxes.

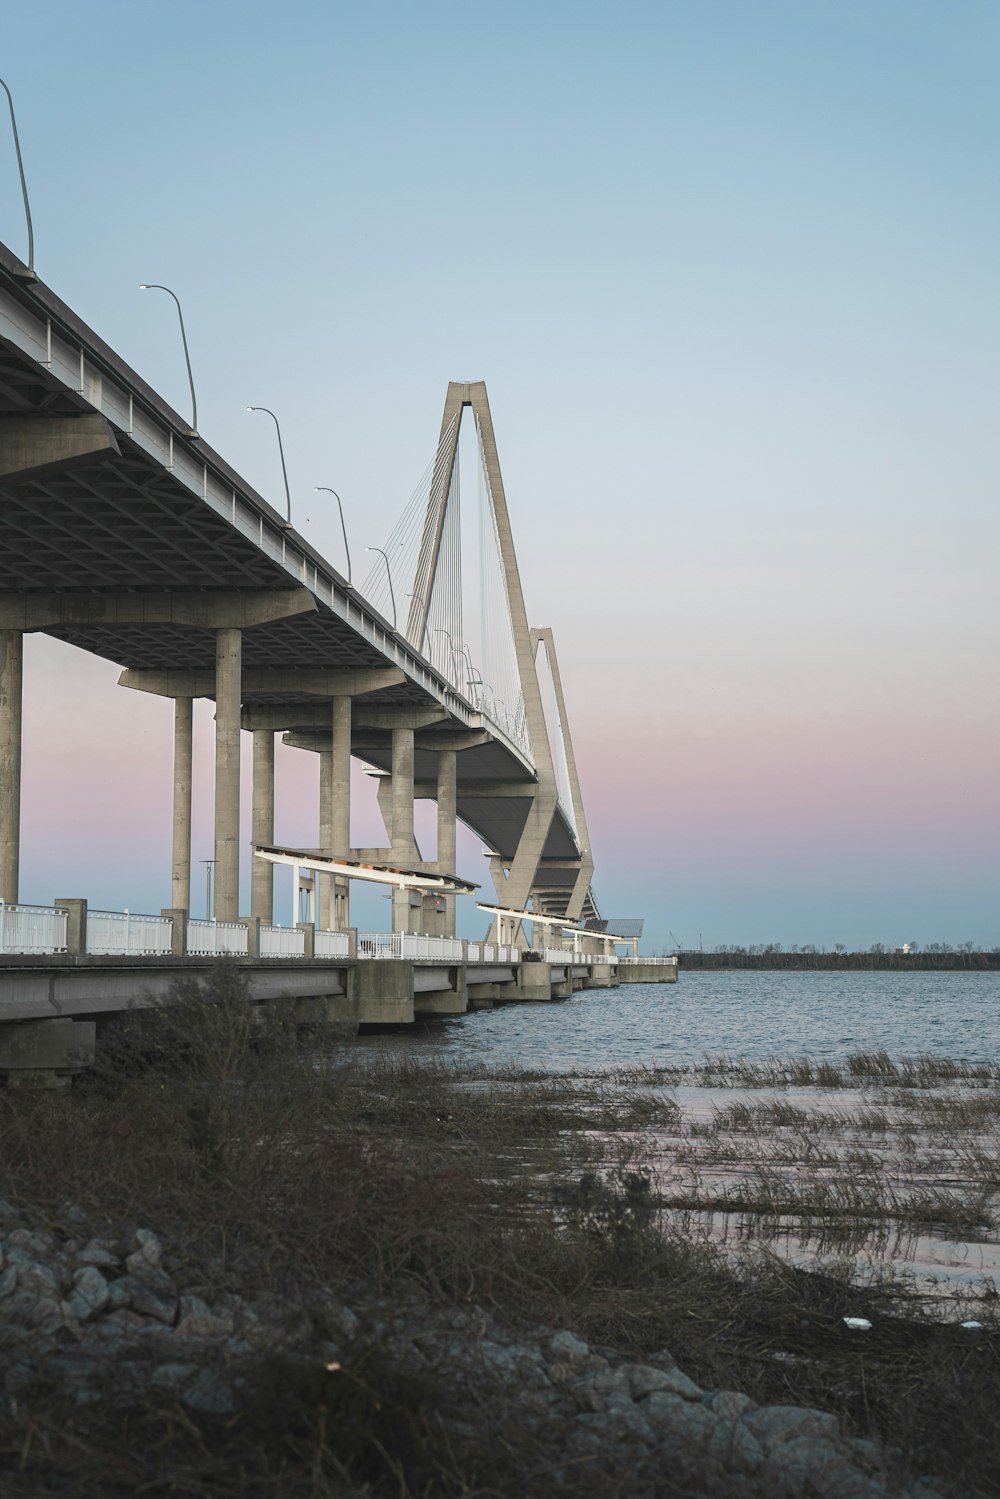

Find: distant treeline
[673,947,1000,971]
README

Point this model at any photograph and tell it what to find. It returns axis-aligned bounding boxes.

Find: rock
[547,1329,591,1361]
[705,1389,756,1421]
[642,1390,715,1445]
[1,1290,64,1335]
[126,1229,163,1273]
[577,1406,656,1446]
[0,1199,20,1224]
[745,1404,842,1450]
[182,1368,238,1415]
[9,1253,61,1298]
[0,1264,17,1298]
[8,1228,55,1256]
[628,1361,703,1401]
[108,1270,178,1325]
[151,1361,199,1391]
[326,1303,360,1340]
[758,1436,863,1499]
[564,1367,631,1410]
[77,1240,120,1269]
[706,1416,765,1475]
[44,1355,101,1385]
[58,1202,88,1228]
[65,1266,110,1323]
[635,1364,704,1402]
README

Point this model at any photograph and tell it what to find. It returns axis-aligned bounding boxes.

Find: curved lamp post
[0,78,34,277]
[366,547,396,629]
[433,626,463,686]
[314,487,351,585]
[247,406,292,525]
[139,284,198,437]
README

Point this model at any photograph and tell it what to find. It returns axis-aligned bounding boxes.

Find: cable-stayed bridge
[0,239,600,945]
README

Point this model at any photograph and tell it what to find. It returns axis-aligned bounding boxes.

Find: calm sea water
[360,970,1000,1071]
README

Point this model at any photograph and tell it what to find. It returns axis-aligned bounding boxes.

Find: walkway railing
[0,902,68,955]
[543,946,574,963]
[616,955,678,966]
[357,932,465,962]
[87,910,173,956]
[186,919,249,957]
[315,929,351,959]
[260,925,306,958]
[467,942,520,963]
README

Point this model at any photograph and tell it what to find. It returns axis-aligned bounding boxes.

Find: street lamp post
[365,547,397,629]
[0,78,34,277]
[314,487,351,585]
[247,406,292,525]
[139,284,199,437]
[433,627,463,686]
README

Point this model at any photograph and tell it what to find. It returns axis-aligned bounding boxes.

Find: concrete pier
[0,628,22,904]
[214,628,242,921]
[251,728,275,922]
[171,697,193,913]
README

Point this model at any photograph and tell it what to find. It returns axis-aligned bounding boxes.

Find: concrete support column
[332,695,351,930]
[436,748,457,937]
[391,727,415,934]
[214,628,242,922]
[171,698,193,913]
[0,630,23,904]
[318,745,333,929]
[251,729,275,923]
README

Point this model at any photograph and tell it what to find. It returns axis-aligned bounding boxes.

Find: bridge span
[0,236,670,1081]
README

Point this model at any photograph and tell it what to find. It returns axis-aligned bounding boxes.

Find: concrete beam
[0,629,22,902]
[351,707,448,730]
[123,666,405,704]
[0,413,120,483]
[214,628,241,921]
[2,587,317,633]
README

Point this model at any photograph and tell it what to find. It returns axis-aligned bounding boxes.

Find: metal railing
[186,919,249,957]
[0,901,68,954]
[86,910,173,956]
[315,929,351,959]
[543,946,574,963]
[616,954,678,966]
[467,943,520,963]
[260,925,306,958]
[357,932,465,962]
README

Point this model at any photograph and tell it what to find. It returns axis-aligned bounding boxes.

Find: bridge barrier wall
[0,902,68,955]
[87,910,172,957]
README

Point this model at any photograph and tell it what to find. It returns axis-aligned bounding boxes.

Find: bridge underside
[0,244,595,927]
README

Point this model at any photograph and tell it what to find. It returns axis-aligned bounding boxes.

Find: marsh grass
[1,971,999,1496]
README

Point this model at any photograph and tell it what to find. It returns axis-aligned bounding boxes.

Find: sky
[2,0,998,949]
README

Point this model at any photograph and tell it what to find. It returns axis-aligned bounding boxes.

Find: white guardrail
[0,902,68,954]
[0,905,650,966]
[87,910,173,956]
[616,955,678,966]
[315,929,351,959]
[186,919,249,957]
[467,943,518,963]
[356,932,465,962]
[259,925,306,958]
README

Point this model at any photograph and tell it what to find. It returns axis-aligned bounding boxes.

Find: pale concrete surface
[214,627,241,921]
[0,627,21,903]
[0,412,119,482]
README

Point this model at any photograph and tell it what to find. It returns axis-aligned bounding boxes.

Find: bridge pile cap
[254,845,479,894]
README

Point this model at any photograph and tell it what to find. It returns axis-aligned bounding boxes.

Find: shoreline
[0,971,996,1497]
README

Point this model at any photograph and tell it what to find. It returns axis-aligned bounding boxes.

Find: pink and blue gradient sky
[4,0,998,948]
